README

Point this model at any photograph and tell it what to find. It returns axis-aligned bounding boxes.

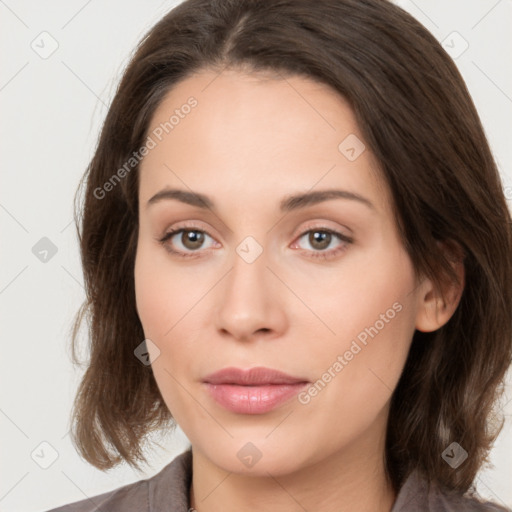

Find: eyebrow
[145,187,375,212]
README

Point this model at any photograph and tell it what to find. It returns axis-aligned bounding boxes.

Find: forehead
[139,68,390,214]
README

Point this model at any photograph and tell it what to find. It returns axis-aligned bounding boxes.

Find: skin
[134,68,464,512]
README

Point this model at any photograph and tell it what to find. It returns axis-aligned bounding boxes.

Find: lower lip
[203,382,309,414]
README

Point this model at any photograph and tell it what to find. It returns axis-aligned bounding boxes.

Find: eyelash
[157,223,353,261]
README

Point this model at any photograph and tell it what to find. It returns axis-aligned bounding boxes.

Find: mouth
[203,366,309,386]
[202,366,310,414]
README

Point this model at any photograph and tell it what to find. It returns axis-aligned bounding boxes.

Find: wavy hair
[68,0,512,497]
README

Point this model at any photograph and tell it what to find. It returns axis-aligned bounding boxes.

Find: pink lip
[203,366,308,385]
[202,367,309,414]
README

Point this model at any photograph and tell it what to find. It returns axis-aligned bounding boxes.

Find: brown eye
[180,229,205,250]
[293,227,353,261]
[158,227,216,258]
[308,230,332,250]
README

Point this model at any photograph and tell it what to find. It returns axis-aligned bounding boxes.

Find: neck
[188,415,396,512]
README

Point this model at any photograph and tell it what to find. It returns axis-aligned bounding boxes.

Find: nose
[214,242,288,343]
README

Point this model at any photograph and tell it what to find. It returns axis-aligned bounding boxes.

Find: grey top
[43,449,510,512]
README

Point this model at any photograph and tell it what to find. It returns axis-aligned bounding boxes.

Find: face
[134,68,426,476]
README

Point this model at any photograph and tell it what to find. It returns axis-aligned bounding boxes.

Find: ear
[415,240,465,333]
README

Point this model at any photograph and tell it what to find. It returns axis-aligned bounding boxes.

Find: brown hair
[69,0,512,497]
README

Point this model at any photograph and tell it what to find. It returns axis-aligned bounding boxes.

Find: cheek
[298,243,417,349]
[134,240,185,338]
[308,250,418,411]
[134,246,160,336]
[134,241,206,381]
[134,244,189,414]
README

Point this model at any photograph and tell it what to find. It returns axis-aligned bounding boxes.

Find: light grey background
[1,1,511,511]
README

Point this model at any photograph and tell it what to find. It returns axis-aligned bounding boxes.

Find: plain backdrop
[1,1,511,511]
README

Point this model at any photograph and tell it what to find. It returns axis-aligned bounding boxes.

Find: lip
[203,366,308,385]
[202,367,309,414]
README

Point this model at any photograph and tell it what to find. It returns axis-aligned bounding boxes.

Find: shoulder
[42,448,193,512]
[392,470,511,512]
[429,486,511,512]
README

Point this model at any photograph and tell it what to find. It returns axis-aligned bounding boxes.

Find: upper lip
[203,366,309,386]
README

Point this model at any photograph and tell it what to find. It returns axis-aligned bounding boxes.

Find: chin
[191,434,319,477]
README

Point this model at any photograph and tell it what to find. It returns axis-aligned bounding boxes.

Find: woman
[45,0,512,510]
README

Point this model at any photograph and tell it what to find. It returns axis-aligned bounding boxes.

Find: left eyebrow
[279,189,375,212]
[145,187,375,212]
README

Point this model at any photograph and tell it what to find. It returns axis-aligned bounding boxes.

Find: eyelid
[157,220,218,252]
[289,222,353,261]
[160,220,216,240]
[291,220,353,242]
